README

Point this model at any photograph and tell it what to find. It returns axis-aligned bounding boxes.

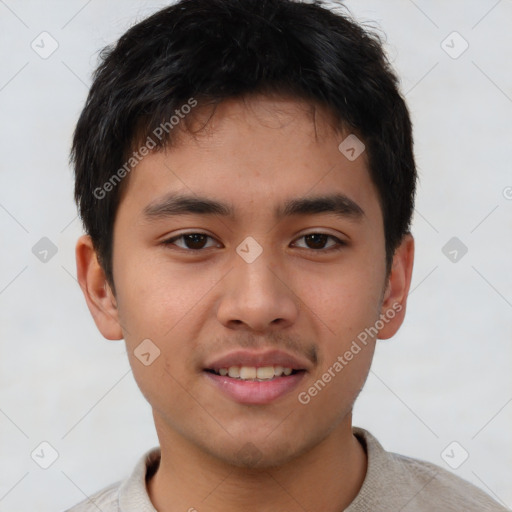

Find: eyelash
[161,232,347,253]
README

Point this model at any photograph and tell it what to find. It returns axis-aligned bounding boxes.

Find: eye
[162,232,346,252]
[292,233,346,251]
[162,232,220,250]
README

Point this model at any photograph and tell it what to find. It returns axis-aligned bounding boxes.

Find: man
[68,0,507,510]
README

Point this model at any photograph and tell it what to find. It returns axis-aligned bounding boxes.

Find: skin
[76,95,414,512]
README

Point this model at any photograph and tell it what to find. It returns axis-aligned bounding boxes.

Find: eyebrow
[142,192,365,222]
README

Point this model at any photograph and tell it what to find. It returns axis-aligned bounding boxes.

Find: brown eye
[304,233,329,249]
[163,233,218,250]
[182,233,208,249]
[293,233,345,251]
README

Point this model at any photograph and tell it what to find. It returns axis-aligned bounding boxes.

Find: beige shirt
[66,427,507,511]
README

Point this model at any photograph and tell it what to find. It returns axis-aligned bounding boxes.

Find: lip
[204,370,306,405]
[203,349,312,372]
[202,349,311,405]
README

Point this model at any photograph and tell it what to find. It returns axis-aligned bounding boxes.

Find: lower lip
[203,371,306,405]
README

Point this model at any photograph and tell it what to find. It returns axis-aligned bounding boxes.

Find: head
[73,0,416,468]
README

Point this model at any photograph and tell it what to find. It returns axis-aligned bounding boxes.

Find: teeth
[256,366,274,379]
[228,366,240,378]
[239,366,257,379]
[214,365,295,380]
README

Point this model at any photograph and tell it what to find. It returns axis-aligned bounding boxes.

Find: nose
[216,250,300,333]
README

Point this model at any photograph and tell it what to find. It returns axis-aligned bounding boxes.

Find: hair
[71,0,417,291]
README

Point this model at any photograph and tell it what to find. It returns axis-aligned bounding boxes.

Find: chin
[223,440,296,470]
[205,429,324,470]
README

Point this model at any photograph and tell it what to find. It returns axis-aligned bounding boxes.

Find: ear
[378,233,414,340]
[75,234,123,340]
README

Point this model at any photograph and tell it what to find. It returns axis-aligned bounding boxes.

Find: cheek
[295,284,378,422]
[297,259,385,335]
[113,254,224,404]
[292,255,384,400]
[114,250,214,342]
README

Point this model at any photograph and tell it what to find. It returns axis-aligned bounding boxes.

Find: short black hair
[72,0,417,290]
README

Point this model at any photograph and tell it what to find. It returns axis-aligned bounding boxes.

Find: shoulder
[64,481,121,511]
[389,451,506,511]
[64,447,161,512]
[349,427,508,512]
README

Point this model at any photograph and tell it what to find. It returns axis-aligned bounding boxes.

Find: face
[79,95,412,468]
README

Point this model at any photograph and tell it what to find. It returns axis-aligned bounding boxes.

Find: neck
[147,415,367,512]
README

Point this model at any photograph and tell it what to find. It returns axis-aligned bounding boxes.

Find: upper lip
[204,349,311,371]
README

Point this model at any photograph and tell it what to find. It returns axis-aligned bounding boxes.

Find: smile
[207,365,296,381]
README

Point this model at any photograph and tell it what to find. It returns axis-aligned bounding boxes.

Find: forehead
[117,95,382,227]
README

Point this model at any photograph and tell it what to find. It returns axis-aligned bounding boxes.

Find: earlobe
[378,233,415,340]
[75,234,124,340]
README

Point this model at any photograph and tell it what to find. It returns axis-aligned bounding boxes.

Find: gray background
[0,0,511,510]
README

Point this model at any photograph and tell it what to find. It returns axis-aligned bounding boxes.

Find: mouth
[205,365,301,381]
[202,350,310,404]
